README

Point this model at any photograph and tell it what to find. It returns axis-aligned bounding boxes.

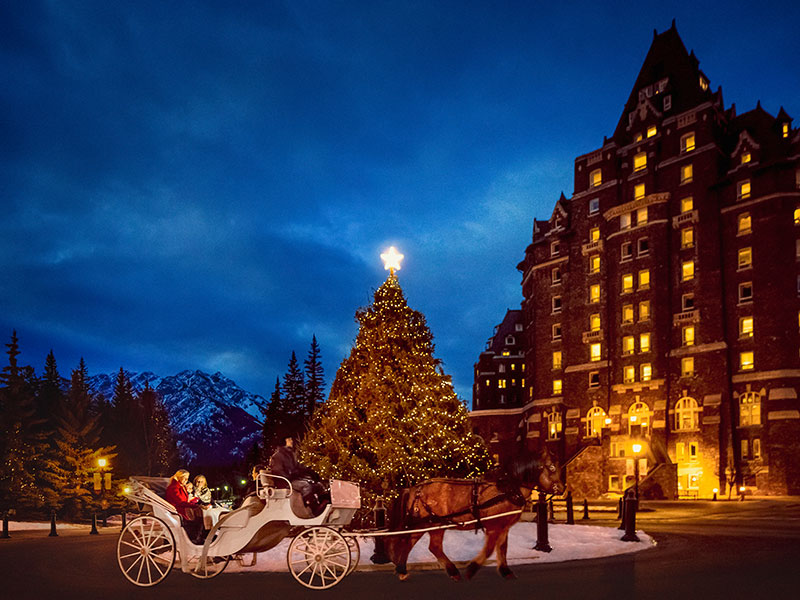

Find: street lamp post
[94,458,112,527]
[632,443,642,501]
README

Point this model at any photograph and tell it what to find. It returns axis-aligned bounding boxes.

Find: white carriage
[117,472,361,590]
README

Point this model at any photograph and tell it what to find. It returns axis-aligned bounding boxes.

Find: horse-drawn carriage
[118,473,362,589]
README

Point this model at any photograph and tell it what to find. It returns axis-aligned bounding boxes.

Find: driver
[269,436,327,514]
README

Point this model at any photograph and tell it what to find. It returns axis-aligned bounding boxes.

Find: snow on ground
[7,521,90,531]
[225,523,654,573]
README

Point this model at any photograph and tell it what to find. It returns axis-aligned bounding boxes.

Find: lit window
[589,284,600,303]
[622,304,634,324]
[699,76,709,91]
[590,168,602,188]
[485,379,490,387]
[629,401,650,433]
[636,207,648,225]
[634,132,643,143]
[689,443,698,462]
[633,152,647,172]
[640,363,652,381]
[794,207,800,224]
[676,442,685,462]
[586,406,605,436]
[681,227,694,248]
[623,365,635,383]
[552,267,562,284]
[740,351,754,371]
[740,316,754,338]
[552,295,562,313]
[620,212,632,230]
[640,333,650,353]
[753,438,761,458]
[638,237,649,256]
[681,133,696,153]
[738,213,751,234]
[622,336,634,355]
[552,323,562,340]
[682,294,695,311]
[589,255,600,274]
[634,183,645,200]
[647,125,657,138]
[681,164,693,184]
[741,152,751,164]
[681,357,694,377]
[622,274,634,293]
[783,123,790,138]
[546,408,563,439]
[589,313,601,332]
[638,269,650,289]
[739,282,753,303]
[675,397,699,430]
[590,227,600,242]
[552,351,562,370]
[681,260,695,281]
[682,325,695,346]
[588,372,600,389]
[738,180,751,200]
[551,241,560,256]
[589,198,600,215]
[639,301,651,321]
[738,247,752,269]
[681,196,694,213]
[739,392,761,425]
[621,242,633,261]
[590,343,602,362]
[553,379,562,395]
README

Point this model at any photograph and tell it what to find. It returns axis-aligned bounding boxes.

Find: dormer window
[633,152,647,172]
[741,152,751,164]
[783,123,790,138]
[738,180,751,201]
[590,168,602,188]
[681,133,696,153]
[699,76,709,91]
[647,125,657,138]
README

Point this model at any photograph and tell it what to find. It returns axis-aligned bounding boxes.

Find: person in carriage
[268,436,329,515]
[165,469,207,544]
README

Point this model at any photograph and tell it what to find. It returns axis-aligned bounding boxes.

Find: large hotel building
[471,24,800,497]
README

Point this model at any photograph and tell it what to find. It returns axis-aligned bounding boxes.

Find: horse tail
[388,488,410,531]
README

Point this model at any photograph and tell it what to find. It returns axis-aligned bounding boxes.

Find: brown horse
[384,447,564,581]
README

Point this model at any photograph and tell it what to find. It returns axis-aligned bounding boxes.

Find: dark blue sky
[2,1,799,404]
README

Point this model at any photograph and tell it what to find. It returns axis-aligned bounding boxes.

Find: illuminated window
[552,351,562,370]
[636,207,648,225]
[590,343,602,362]
[622,336,634,355]
[634,132,643,143]
[498,379,506,388]
[485,379,490,387]
[738,247,752,269]
[740,316,753,338]
[699,76,709,91]
[589,254,600,274]
[622,304,634,324]
[681,260,695,282]
[639,333,651,353]
[628,401,650,433]
[681,133,696,153]
[546,408,563,439]
[589,313,601,332]
[739,282,753,303]
[552,267,562,284]
[638,237,649,256]
[638,269,650,289]
[794,207,800,224]
[681,196,694,213]
[589,284,600,303]
[553,379,562,395]
[753,438,761,458]
[551,241,560,256]
[621,242,633,261]
[647,125,657,138]
[640,363,652,382]
[588,371,600,389]
[675,397,699,430]
[737,213,751,234]
[586,406,606,436]
[622,274,634,293]
[737,180,751,200]
[739,392,761,426]
[552,323,562,340]
[634,183,645,200]
[623,365,635,383]
[682,293,695,311]
[639,300,651,321]
[589,198,600,215]
[741,152,751,164]
[681,164,693,184]
[633,152,647,172]
[783,123,790,138]
[681,227,694,248]
[681,356,694,377]
[620,212,632,230]
[682,325,695,346]
[590,168,602,188]
[551,296,562,313]
[590,227,600,242]
[740,351,754,371]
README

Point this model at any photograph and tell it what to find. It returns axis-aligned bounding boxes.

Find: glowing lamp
[240,479,247,486]
[97,458,107,468]
[604,417,612,425]
[123,487,131,494]
[380,246,404,273]
[713,488,719,494]
[739,486,746,492]
[632,443,642,454]
[630,415,637,423]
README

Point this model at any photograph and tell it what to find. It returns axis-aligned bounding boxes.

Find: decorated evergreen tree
[302,255,491,507]
[304,335,326,418]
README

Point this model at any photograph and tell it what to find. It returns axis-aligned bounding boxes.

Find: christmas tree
[302,249,491,507]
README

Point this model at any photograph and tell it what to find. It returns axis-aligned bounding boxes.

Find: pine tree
[139,384,178,476]
[304,335,326,418]
[107,368,146,475]
[282,352,306,439]
[302,274,492,507]
[261,378,285,456]
[38,350,64,426]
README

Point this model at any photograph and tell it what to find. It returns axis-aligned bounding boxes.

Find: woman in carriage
[165,469,206,543]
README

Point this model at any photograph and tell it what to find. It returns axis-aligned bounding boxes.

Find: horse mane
[486,447,546,490]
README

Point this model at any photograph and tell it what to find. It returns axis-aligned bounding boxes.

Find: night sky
[3,1,799,405]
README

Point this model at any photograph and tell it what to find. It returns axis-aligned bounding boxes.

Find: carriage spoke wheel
[344,535,360,575]
[117,516,176,587]
[186,553,231,579]
[287,527,351,589]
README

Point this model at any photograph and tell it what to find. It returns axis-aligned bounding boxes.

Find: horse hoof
[465,562,479,580]
[499,566,516,580]
[398,573,410,582]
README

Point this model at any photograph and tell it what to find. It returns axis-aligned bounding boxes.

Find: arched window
[586,406,606,437]
[546,408,563,440]
[739,392,761,426]
[628,401,650,434]
[674,397,699,430]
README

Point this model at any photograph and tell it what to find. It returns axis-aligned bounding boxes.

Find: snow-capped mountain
[88,369,265,467]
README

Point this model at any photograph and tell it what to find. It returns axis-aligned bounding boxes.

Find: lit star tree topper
[380,246,404,274]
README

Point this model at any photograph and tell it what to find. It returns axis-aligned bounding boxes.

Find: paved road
[3,499,799,599]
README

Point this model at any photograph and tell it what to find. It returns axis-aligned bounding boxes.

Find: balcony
[582,239,604,256]
[672,210,698,228]
[673,309,699,325]
[582,329,603,343]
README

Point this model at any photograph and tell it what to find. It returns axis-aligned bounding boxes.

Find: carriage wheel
[186,553,231,579]
[287,526,351,589]
[117,516,176,587]
[344,535,360,575]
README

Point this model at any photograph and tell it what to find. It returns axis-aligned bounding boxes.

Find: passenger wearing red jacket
[165,469,204,543]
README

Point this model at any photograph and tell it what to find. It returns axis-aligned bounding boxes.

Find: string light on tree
[380,246,404,274]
